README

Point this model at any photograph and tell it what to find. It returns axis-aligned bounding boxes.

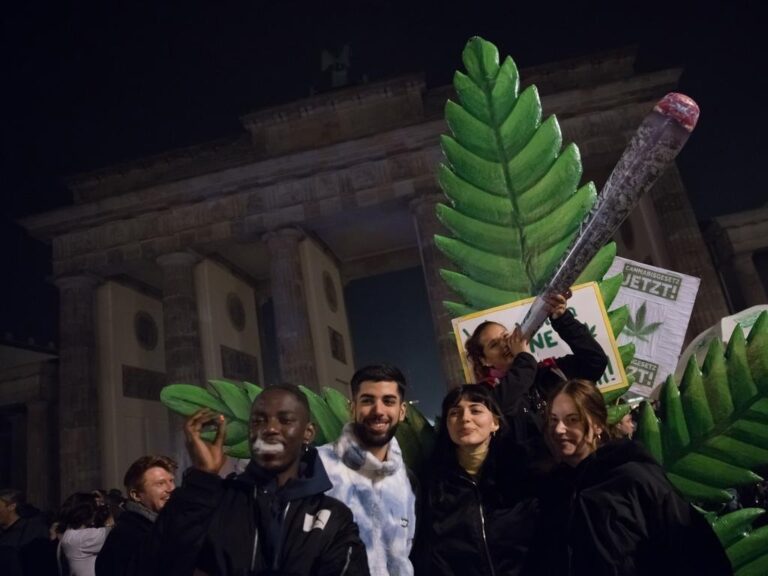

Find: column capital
[408,191,446,216]
[54,273,100,291]
[156,251,200,268]
[262,226,306,247]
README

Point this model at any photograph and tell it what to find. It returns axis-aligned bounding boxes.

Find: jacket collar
[555,439,660,488]
[334,423,403,480]
[124,500,158,523]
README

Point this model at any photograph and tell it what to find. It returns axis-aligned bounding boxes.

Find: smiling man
[151,384,369,576]
[318,365,417,576]
[96,455,177,576]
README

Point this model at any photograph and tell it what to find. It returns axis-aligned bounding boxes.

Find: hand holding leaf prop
[520,92,700,338]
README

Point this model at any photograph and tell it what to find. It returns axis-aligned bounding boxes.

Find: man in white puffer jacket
[318,365,417,576]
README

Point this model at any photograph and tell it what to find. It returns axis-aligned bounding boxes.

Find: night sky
[1,0,764,347]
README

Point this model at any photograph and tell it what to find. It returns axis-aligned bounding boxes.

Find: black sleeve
[149,468,223,576]
[94,531,120,576]
[407,469,430,576]
[550,311,608,385]
[96,521,151,576]
[492,352,538,420]
[317,504,370,576]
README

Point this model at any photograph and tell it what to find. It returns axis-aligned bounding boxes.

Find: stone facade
[0,352,58,510]
[706,207,768,312]
[20,48,732,497]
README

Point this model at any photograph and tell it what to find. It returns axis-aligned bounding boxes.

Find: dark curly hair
[57,492,110,532]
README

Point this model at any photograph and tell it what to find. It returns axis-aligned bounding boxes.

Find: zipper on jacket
[271,502,291,572]
[250,530,259,572]
[250,494,292,572]
[340,546,352,576]
[461,476,497,576]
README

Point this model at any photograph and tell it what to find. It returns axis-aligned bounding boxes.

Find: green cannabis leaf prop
[435,36,634,392]
[160,379,436,470]
[635,312,768,505]
[436,37,622,315]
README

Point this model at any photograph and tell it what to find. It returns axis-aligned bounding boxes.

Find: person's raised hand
[503,325,530,358]
[543,290,570,320]
[184,409,227,475]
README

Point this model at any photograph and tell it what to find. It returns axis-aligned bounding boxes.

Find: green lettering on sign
[626,358,659,388]
[621,264,682,301]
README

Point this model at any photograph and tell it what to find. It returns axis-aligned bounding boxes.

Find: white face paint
[251,438,285,455]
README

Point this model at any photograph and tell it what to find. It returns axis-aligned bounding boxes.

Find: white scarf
[335,424,402,481]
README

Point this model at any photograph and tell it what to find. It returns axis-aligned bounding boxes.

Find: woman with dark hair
[464,292,607,465]
[424,385,538,576]
[56,492,112,576]
[535,379,732,575]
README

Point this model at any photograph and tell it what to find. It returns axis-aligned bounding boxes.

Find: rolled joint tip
[654,92,700,132]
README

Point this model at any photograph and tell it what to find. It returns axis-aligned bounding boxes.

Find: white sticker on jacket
[303,509,332,532]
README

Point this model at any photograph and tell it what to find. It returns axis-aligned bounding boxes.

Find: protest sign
[605,257,700,397]
[451,282,627,392]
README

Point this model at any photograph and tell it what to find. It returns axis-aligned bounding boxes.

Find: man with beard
[318,365,416,576]
[151,384,369,576]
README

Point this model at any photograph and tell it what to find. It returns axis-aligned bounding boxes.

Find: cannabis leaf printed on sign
[624,302,663,343]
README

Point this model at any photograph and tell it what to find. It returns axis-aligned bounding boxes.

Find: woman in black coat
[424,385,538,576]
[535,379,732,576]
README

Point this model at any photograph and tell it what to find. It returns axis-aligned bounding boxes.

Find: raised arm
[492,326,539,419]
[543,290,607,386]
[149,410,227,576]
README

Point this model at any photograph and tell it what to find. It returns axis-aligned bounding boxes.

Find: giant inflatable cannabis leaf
[436,37,620,312]
[435,36,633,376]
[635,311,768,505]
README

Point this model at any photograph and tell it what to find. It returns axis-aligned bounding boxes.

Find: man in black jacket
[152,383,370,576]
[95,455,177,576]
[0,489,56,576]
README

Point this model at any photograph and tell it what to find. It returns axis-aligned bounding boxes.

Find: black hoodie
[151,447,370,576]
[534,440,732,576]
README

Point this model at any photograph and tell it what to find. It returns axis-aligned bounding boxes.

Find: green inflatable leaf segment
[436,36,616,313]
[635,312,768,506]
[713,508,768,576]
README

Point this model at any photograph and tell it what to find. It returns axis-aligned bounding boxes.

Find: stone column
[55,275,100,498]
[263,228,319,390]
[26,400,52,511]
[648,166,730,340]
[731,252,768,307]
[157,252,205,467]
[410,192,465,390]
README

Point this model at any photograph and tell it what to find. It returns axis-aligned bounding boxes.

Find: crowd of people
[0,293,737,575]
